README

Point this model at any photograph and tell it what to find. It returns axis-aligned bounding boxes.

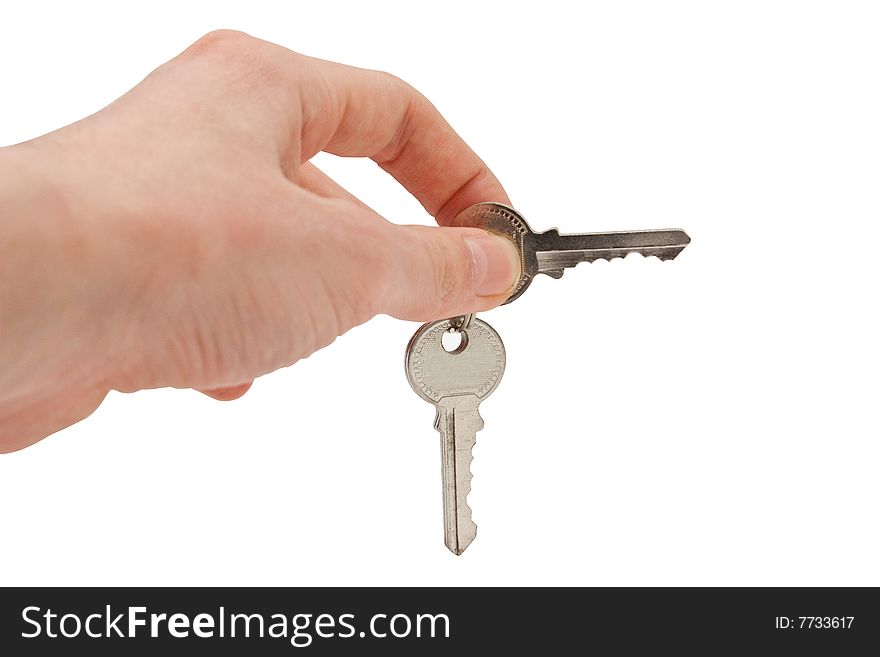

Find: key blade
[533,229,691,275]
[435,396,482,556]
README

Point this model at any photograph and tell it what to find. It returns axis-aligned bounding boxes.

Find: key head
[405,318,506,404]
[450,202,537,304]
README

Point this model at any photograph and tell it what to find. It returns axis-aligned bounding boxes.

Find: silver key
[405,317,506,555]
[451,202,691,303]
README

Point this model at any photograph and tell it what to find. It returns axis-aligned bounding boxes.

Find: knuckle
[376,70,424,107]
[377,69,406,88]
[187,29,255,57]
[182,30,295,100]
[373,73,428,164]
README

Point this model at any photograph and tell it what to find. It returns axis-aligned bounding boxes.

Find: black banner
[1,587,876,654]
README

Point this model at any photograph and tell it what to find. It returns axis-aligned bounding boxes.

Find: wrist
[0,144,129,406]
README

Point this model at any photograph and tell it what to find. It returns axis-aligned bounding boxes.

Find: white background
[1,1,878,586]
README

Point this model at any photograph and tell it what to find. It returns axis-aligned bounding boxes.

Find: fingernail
[465,234,520,297]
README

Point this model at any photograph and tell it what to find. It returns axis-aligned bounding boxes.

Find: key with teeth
[402,204,687,554]
[405,317,506,555]
[451,202,691,303]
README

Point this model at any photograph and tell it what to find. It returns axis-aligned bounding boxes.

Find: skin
[0,30,521,453]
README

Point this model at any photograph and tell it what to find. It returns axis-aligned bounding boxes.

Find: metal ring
[448,313,475,332]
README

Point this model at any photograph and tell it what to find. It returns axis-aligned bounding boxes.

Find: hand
[0,30,520,453]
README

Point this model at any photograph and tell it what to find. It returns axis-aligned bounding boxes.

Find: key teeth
[448,517,477,556]
[538,247,687,276]
[448,443,477,556]
[585,249,686,264]
[460,449,477,555]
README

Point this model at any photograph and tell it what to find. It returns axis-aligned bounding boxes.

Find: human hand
[0,30,520,452]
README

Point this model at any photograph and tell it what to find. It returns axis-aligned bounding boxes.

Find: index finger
[253,36,511,225]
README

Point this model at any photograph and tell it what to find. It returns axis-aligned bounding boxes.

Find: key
[405,317,506,555]
[451,202,691,303]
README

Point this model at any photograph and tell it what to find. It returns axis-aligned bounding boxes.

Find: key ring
[448,313,474,332]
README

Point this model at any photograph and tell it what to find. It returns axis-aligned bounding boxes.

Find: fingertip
[433,169,511,227]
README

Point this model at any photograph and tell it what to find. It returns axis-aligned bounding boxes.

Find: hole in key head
[442,328,469,354]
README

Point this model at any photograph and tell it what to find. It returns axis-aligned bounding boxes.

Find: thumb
[379,224,521,320]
